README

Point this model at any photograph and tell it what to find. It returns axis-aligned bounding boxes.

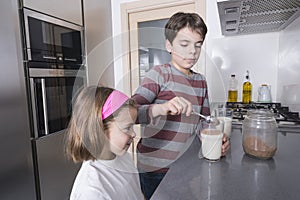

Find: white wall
[111,0,137,91]
[278,16,300,112]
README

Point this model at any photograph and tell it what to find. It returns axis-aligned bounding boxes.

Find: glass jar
[242,109,278,159]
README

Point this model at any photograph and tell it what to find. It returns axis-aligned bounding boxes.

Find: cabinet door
[23,0,83,25]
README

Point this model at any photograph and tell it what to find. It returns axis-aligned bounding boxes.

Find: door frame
[120,0,206,96]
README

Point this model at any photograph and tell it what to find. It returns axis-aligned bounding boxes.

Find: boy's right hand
[151,97,193,118]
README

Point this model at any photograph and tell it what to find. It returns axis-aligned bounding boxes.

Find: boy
[132,12,230,200]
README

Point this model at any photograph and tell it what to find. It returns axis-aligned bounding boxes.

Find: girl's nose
[128,129,136,138]
[131,131,136,138]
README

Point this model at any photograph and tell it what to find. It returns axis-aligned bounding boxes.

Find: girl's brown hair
[164,12,208,44]
[65,86,136,162]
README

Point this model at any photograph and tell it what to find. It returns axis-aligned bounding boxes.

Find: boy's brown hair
[165,12,207,44]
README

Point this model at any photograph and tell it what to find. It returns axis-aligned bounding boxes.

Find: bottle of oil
[227,74,238,102]
[242,70,252,104]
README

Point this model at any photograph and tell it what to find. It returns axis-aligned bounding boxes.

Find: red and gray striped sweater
[132,63,210,173]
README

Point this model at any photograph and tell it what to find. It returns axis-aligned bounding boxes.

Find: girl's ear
[165,40,172,54]
[103,128,111,141]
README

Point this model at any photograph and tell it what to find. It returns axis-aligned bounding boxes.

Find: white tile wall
[278,16,300,112]
[205,32,279,103]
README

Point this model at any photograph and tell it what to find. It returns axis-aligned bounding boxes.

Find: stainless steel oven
[23,8,83,69]
[19,7,86,199]
[29,68,86,138]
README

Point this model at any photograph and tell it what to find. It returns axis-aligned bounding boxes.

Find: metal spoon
[192,111,212,122]
[191,111,221,126]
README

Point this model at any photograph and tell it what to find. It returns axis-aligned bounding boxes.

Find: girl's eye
[124,126,133,132]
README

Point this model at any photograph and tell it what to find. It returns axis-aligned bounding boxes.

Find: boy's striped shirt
[132,63,210,172]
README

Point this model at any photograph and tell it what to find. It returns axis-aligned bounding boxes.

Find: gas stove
[226,102,300,132]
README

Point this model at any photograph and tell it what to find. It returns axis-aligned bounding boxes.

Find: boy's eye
[195,43,202,48]
[180,43,188,47]
[180,42,202,48]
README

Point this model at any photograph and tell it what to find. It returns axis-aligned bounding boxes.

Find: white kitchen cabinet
[23,0,83,25]
[83,0,114,87]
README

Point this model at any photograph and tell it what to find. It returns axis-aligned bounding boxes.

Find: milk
[200,129,223,161]
[218,117,232,138]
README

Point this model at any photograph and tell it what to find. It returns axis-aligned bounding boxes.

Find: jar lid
[246,109,275,119]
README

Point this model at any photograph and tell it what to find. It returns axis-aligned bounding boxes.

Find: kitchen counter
[151,128,300,200]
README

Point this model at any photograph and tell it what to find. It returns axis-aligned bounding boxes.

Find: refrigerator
[0,0,81,199]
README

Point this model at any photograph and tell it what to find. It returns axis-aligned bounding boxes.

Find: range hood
[217,0,300,36]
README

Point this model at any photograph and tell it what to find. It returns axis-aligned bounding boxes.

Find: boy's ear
[165,40,172,53]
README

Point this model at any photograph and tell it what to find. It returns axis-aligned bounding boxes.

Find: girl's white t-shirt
[70,153,144,200]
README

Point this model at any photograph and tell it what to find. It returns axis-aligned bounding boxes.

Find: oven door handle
[41,79,49,135]
[30,78,49,138]
[30,78,38,138]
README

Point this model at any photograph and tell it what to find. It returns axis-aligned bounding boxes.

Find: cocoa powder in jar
[243,135,277,159]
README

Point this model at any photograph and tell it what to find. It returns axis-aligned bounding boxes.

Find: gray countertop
[151,128,300,200]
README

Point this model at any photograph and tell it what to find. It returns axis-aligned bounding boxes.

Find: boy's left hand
[221,134,230,156]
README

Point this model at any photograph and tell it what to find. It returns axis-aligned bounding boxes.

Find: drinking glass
[198,118,224,162]
[215,108,233,138]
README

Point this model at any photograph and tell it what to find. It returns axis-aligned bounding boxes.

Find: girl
[65,86,144,200]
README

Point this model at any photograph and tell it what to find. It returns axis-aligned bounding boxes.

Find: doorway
[120,0,205,160]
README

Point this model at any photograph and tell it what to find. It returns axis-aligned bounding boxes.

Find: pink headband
[102,90,129,120]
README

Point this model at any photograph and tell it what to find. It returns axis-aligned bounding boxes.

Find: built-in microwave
[23,8,83,69]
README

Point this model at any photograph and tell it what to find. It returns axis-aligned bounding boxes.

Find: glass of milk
[215,108,233,138]
[199,119,224,161]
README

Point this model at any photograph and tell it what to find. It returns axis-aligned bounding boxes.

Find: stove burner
[226,102,300,125]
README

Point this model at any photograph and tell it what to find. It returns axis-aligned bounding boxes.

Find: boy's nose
[189,45,196,54]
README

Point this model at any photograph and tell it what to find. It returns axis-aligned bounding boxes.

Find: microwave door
[27,17,56,62]
[41,20,56,61]
[54,26,82,64]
